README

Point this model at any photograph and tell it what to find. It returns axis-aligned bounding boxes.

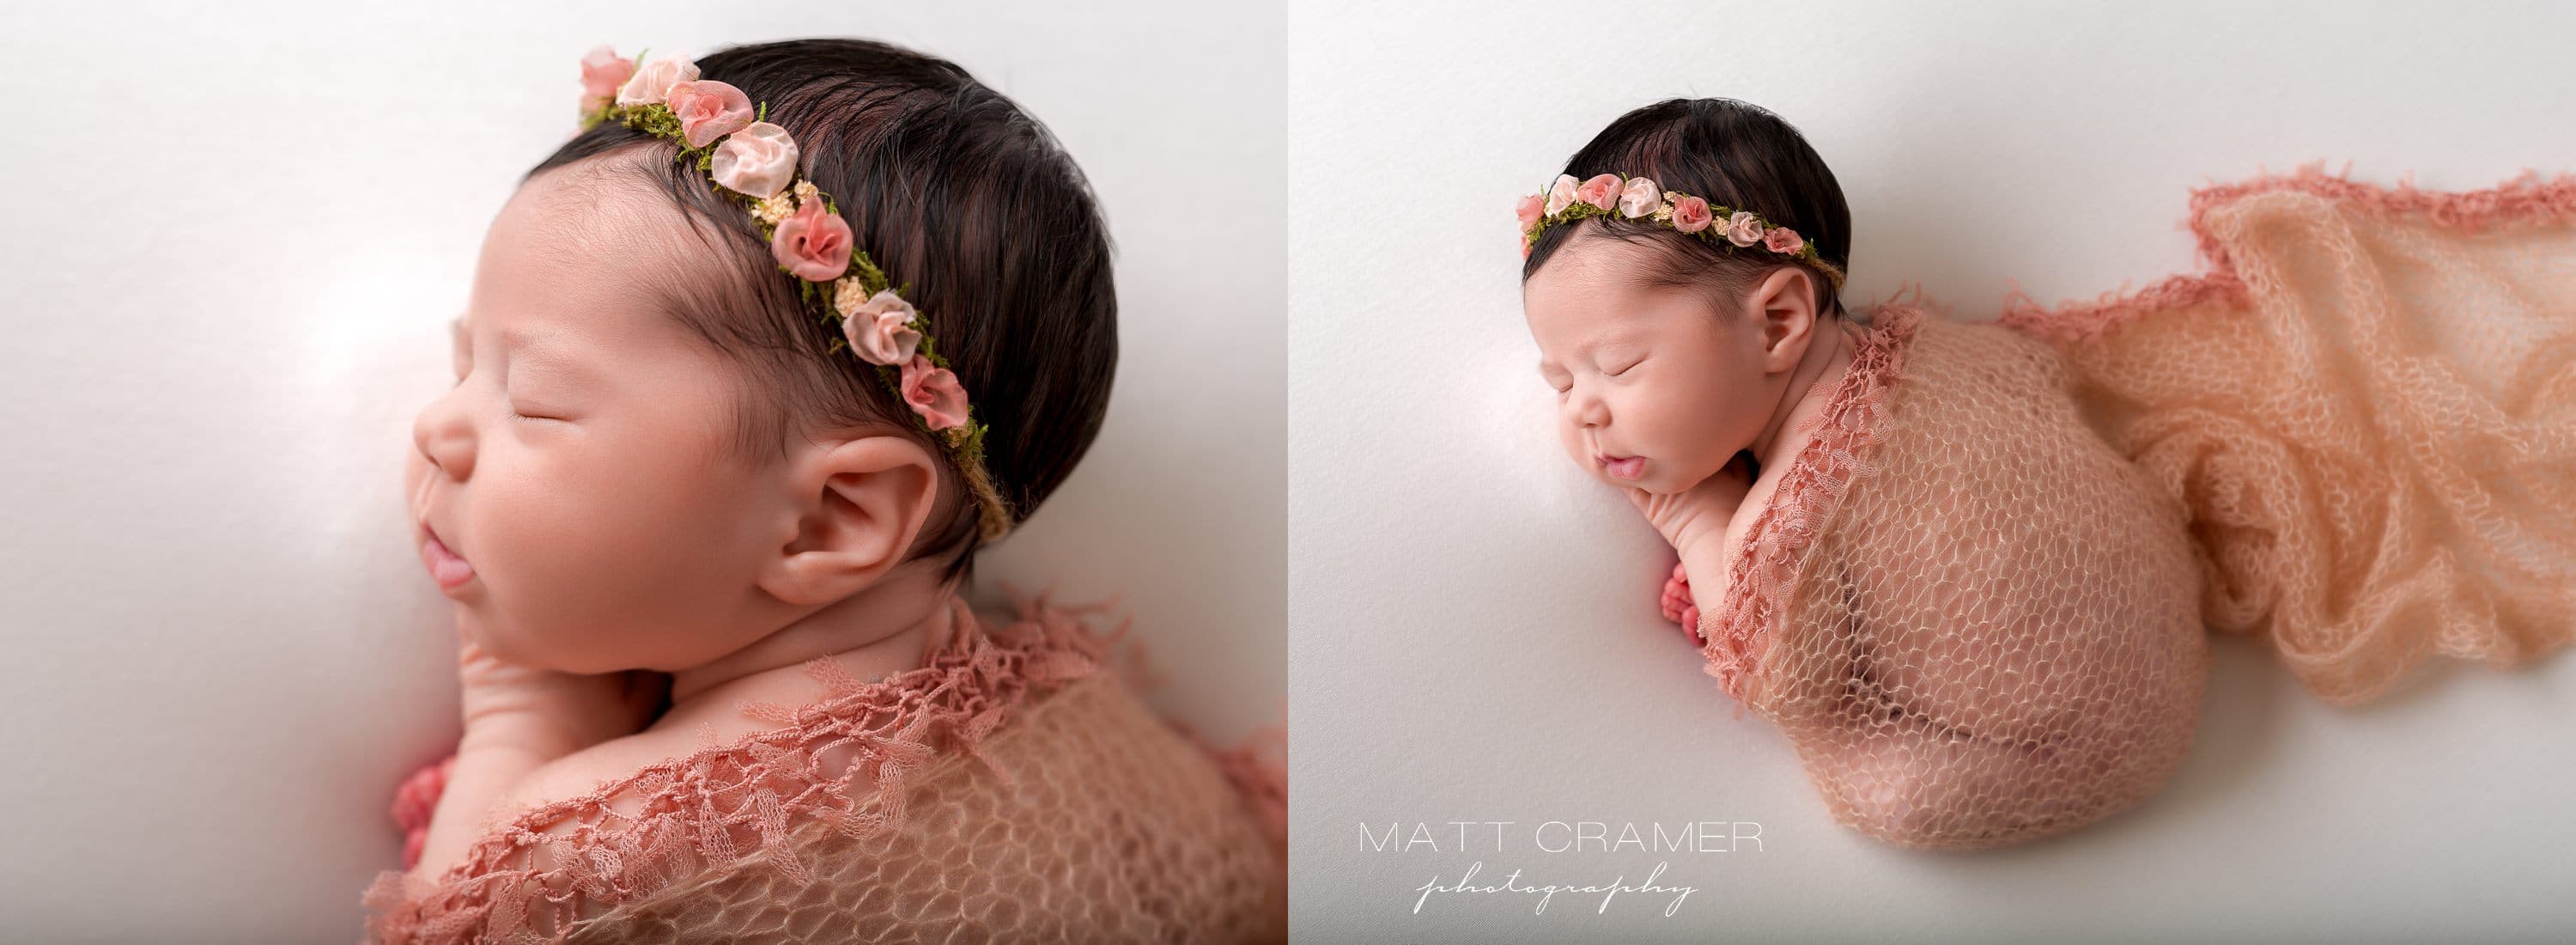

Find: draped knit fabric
[1658,162,2576,851]
[361,594,1289,943]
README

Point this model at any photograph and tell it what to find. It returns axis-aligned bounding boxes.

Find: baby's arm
[408,723,588,882]
[1638,455,1762,633]
[411,639,666,881]
[1668,454,1777,646]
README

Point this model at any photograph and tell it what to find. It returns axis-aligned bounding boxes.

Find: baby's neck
[1747,315,1860,473]
[653,564,960,736]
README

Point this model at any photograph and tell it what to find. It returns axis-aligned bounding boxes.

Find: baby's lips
[1599,454,1647,480]
[419,524,478,591]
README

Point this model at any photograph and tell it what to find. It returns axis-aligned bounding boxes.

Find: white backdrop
[0,1,1281,938]
[1289,1,2576,942]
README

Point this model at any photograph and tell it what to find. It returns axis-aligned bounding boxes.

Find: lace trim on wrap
[361,590,1142,945]
[1997,159,2576,344]
[1698,290,1925,710]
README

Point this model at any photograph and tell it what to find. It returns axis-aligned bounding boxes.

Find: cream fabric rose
[840,289,923,366]
[1544,174,1579,216]
[616,54,700,107]
[1617,177,1661,218]
[1725,210,1765,247]
[709,122,799,198]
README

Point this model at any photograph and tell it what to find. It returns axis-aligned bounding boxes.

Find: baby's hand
[1622,451,1757,561]
[453,633,668,753]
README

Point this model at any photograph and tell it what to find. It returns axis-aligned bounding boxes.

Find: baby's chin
[457,612,531,662]
[462,612,586,672]
[1618,473,1694,496]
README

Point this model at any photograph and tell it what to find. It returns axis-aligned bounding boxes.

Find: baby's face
[1522,232,1776,495]
[406,164,788,674]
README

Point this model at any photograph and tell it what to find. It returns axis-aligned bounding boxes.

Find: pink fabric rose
[665,80,756,149]
[1670,195,1714,233]
[1516,193,1545,230]
[899,355,971,431]
[1763,226,1805,254]
[772,196,853,282]
[579,46,635,115]
[710,121,799,198]
[616,54,700,107]
[841,290,923,366]
[1617,177,1661,218]
[1544,174,1579,216]
[1575,174,1622,211]
[1725,210,1765,247]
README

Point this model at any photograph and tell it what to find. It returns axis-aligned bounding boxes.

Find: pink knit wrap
[362,595,1287,942]
[1661,162,2576,850]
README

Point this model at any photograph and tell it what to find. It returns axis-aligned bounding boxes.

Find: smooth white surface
[0,1,1280,937]
[1289,1,2576,941]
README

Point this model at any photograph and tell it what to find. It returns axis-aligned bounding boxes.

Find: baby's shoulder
[494,730,697,830]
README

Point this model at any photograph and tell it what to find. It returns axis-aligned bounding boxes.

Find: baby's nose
[1574,393,1610,428]
[411,398,475,480]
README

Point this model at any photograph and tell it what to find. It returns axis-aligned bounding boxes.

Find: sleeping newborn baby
[1516,98,2208,850]
[364,40,1285,940]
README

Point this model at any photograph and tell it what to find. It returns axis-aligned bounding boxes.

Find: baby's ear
[1752,266,1821,371]
[755,434,940,607]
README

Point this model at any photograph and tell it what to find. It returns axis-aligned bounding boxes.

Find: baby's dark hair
[1522,98,1855,326]
[526,39,1118,583]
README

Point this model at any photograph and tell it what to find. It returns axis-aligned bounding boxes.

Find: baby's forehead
[471,161,702,340]
[1526,244,1663,316]
[501,161,700,275]
[1525,267,1701,360]
[1529,229,1674,290]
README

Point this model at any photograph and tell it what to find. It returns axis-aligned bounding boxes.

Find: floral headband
[1516,173,1846,291]
[578,46,1012,541]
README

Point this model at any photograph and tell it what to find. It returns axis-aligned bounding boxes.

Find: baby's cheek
[1663,395,1742,468]
[1554,421,1591,472]
[401,451,427,505]
[471,493,624,649]
[530,497,738,668]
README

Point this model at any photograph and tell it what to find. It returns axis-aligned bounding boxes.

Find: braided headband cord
[1517,172,1845,292]
[580,46,1012,540]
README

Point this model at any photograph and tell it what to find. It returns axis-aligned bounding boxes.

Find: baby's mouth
[1598,454,1646,481]
[420,523,477,591]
